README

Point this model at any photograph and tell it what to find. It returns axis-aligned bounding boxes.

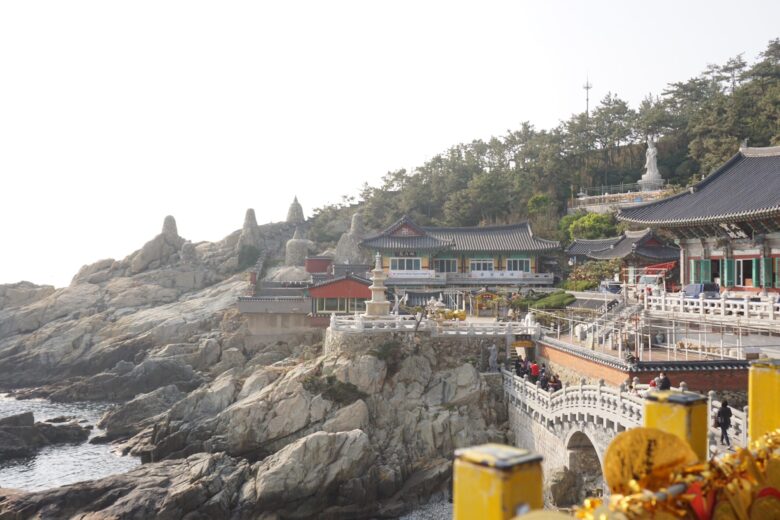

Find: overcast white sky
[2,1,779,288]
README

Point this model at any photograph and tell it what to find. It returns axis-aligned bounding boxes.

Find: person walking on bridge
[717,400,732,447]
[658,372,671,390]
[529,361,539,383]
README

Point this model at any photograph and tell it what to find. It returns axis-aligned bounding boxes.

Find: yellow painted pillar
[644,390,709,461]
[453,444,543,520]
[749,359,780,442]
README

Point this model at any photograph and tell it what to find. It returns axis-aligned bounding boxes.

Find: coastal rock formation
[97,385,185,440]
[129,216,186,275]
[0,207,507,518]
[0,412,90,461]
[0,210,297,390]
[0,452,250,519]
[241,429,375,518]
[0,282,55,310]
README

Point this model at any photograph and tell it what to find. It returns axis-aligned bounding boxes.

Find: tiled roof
[586,229,679,261]
[565,237,622,256]
[424,223,560,252]
[309,273,370,289]
[360,216,560,253]
[618,146,780,226]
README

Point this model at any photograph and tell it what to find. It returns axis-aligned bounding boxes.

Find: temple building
[618,145,780,294]
[307,274,371,316]
[567,229,680,282]
[359,215,560,290]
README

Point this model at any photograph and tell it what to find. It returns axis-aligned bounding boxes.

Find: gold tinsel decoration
[573,428,780,520]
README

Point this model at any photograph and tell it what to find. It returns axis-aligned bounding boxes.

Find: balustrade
[645,293,780,322]
[503,370,747,451]
[330,315,543,336]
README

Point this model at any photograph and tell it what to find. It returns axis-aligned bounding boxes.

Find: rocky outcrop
[0,452,250,519]
[44,358,202,402]
[0,412,90,461]
[0,282,55,310]
[129,216,186,275]
[97,385,185,440]
[241,429,376,518]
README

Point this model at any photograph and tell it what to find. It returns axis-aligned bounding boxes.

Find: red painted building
[305,256,333,274]
[307,274,372,315]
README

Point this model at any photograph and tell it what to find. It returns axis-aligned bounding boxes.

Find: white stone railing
[503,370,747,451]
[645,293,780,321]
[502,369,644,433]
[388,269,438,279]
[330,314,543,336]
[447,271,554,282]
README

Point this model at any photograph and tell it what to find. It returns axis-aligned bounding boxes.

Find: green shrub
[302,375,368,405]
[369,340,403,377]
[531,291,576,309]
[561,279,598,291]
[237,245,261,270]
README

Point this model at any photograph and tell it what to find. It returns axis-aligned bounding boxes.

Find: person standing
[530,361,540,383]
[514,355,523,377]
[658,372,671,390]
[717,400,732,447]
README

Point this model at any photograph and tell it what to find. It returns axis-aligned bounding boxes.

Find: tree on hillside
[568,213,618,241]
[304,39,780,240]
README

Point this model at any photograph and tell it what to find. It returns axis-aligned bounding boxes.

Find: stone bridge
[502,369,747,505]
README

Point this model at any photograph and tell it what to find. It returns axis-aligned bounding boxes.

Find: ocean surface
[0,394,141,491]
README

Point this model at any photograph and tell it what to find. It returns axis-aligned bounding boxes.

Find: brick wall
[629,369,747,393]
[537,343,628,386]
[538,340,748,393]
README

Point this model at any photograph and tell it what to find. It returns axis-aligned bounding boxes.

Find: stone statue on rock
[334,211,369,264]
[639,137,664,191]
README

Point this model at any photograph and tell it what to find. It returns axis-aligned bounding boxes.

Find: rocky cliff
[0,213,295,390]
[0,213,507,518]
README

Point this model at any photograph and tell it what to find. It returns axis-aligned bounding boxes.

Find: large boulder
[49,358,202,402]
[240,429,376,518]
[0,282,56,310]
[0,412,90,461]
[97,384,185,440]
[129,216,186,275]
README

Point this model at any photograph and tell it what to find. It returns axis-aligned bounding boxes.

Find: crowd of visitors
[513,356,562,393]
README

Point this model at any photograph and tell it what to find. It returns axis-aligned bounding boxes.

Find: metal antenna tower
[583,76,593,116]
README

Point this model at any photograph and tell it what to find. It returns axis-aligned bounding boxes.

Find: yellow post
[749,359,780,442]
[644,390,708,461]
[453,444,543,520]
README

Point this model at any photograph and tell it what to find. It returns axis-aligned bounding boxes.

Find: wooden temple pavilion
[618,145,780,294]
[359,215,560,289]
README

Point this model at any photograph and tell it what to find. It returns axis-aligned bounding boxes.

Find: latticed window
[506,258,530,272]
[390,258,421,270]
[470,259,494,271]
[433,259,457,272]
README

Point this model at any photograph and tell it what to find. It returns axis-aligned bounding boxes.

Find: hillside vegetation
[310,39,780,244]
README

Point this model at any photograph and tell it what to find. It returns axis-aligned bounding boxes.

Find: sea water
[0,394,141,491]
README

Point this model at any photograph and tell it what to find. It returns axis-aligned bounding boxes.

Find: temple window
[390,258,422,271]
[433,259,457,272]
[506,258,530,272]
[470,259,494,272]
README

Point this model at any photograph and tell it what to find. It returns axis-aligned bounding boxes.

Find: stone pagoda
[364,252,390,317]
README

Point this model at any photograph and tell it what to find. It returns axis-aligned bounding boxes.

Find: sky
[2,1,779,288]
